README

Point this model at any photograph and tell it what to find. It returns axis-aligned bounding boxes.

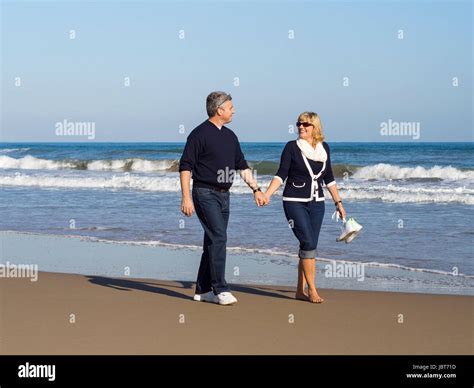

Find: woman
[264,112,346,303]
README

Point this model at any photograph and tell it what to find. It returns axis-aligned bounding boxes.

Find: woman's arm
[322,142,346,219]
[263,142,291,203]
[265,177,282,198]
[327,184,346,220]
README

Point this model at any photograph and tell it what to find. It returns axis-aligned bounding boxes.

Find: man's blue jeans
[192,186,231,295]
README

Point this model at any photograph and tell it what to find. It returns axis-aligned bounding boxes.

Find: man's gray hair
[206,91,232,117]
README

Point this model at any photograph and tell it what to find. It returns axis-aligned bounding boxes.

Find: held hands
[254,190,270,207]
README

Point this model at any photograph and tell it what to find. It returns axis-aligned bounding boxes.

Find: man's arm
[239,168,258,190]
[180,170,194,217]
[179,133,199,217]
[234,137,266,206]
[239,168,266,206]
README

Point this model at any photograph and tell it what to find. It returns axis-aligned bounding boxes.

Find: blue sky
[1,0,472,142]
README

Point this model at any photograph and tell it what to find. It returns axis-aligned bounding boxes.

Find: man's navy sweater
[179,119,249,190]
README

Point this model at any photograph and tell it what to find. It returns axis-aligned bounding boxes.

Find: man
[179,91,266,306]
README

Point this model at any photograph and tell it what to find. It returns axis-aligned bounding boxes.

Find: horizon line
[0,140,472,144]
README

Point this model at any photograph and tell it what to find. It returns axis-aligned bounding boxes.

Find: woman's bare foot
[308,288,324,303]
[295,291,309,301]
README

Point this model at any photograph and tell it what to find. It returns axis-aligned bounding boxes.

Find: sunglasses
[296,121,313,128]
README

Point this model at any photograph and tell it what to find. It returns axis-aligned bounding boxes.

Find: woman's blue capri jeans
[283,200,325,259]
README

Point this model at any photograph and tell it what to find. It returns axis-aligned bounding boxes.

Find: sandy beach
[0,270,471,355]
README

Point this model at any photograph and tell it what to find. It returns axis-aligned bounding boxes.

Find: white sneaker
[336,217,363,243]
[344,218,363,243]
[193,291,218,304]
[345,228,362,243]
[217,292,238,306]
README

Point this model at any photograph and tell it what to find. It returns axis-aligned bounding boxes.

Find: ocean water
[0,142,473,294]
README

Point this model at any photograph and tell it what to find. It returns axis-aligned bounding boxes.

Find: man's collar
[208,119,223,130]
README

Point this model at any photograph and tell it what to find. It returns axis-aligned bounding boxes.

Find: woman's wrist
[334,200,343,207]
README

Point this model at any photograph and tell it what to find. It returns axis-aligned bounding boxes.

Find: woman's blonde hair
[297,112,324,147]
